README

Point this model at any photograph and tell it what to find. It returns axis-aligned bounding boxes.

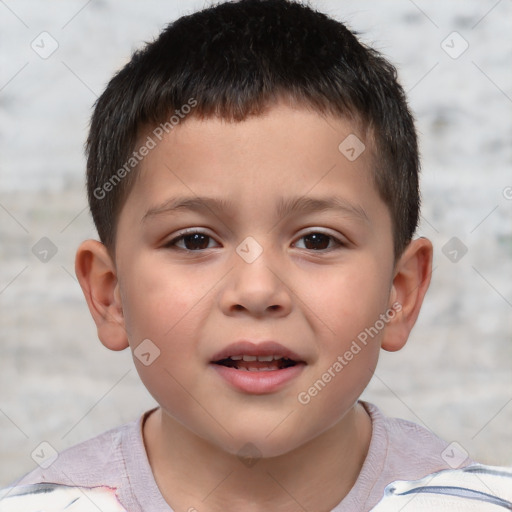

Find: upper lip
[211,341,305,363]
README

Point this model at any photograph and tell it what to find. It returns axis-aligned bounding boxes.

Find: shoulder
[5,408,168,512]
[337,401,474,511]
[12,417,142,489]
[363,401,461,470]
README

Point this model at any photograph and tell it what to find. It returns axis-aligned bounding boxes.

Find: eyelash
[164,229,346,253]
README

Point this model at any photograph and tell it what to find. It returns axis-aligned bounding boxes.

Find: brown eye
[166,231,217,251]
[294,232,343,251]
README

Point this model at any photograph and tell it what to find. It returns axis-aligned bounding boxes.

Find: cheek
[305,258,391,342]
[120,264,204,412]
[119,255,203,343]
[119,256,214,405]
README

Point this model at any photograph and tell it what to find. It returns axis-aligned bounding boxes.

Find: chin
[202,422,313,460]
[220,437,299,460]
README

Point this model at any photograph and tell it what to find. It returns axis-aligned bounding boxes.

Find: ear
[75,239,129,351]
[381,237,433,352]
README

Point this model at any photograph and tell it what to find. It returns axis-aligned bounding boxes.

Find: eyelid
[174,227,212,237]
[164,228,219,248]
[294,227,348,244]
[296,227,342,237]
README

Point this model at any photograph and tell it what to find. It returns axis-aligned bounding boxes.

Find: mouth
[209,341,306,393]
[213,354,299,371]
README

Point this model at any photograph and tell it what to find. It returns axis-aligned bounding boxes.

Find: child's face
[111,104,398,456]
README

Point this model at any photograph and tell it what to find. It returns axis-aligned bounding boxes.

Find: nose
[219,245,293,318]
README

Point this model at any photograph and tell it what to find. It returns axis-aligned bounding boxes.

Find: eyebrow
[142,195,369,223]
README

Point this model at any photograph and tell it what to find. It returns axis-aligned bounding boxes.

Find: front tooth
[231,355,243,360]
[257,355,274,362]
[242,355,257,362]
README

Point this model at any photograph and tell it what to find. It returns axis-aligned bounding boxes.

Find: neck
[143,402,371,512]
[143,404,371,512]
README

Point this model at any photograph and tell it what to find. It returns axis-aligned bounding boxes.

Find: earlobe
[381,237,433,352]
[75,240,129,351]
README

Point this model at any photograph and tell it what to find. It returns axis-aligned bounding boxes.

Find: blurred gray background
[1,0,511,486]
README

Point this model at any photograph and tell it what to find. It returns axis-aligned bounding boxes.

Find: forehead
[120,104,388,233]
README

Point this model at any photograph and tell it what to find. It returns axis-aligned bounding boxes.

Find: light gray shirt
[12,401,465,511]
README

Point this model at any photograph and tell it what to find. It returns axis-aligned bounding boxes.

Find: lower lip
[211,363,305,394]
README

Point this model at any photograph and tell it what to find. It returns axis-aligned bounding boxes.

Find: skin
[76,103,433,512]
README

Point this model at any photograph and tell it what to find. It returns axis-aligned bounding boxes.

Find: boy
[4,0,490,510]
